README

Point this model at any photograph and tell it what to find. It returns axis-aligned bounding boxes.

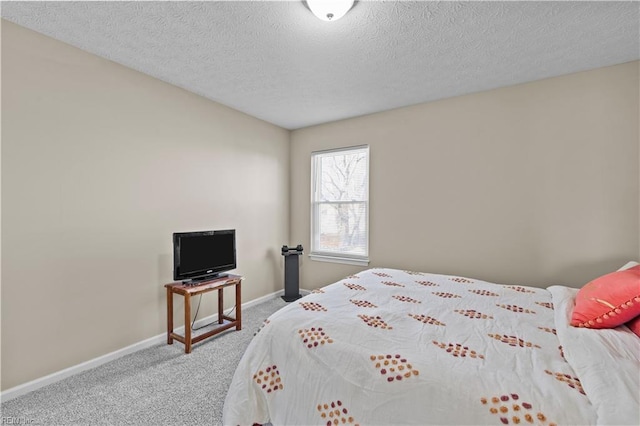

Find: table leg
[184,293,191,354]
[236,281,242,330]
[167,288,174,345]
[218,288,224,324]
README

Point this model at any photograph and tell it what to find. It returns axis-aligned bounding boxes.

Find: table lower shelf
[169,315,239,348]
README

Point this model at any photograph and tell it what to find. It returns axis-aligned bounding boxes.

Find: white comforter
[223,268,639,425]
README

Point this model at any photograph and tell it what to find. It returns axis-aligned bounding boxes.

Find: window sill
[309,254,370,266]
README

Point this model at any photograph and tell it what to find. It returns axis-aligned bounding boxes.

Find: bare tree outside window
[311,146,369,260]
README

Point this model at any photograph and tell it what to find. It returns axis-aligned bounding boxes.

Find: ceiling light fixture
[306,0,355,22]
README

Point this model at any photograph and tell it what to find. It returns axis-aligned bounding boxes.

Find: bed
[223,268,639,425]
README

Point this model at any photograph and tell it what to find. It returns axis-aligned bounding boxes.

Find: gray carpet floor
[1,297,287,426]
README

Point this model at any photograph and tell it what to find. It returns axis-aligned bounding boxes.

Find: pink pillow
[625,316,640,337]
[570,265,640,329]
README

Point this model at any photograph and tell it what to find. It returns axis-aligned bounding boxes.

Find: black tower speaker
[281,245,303,302]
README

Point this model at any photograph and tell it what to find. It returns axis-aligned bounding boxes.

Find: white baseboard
[1,288,303,403]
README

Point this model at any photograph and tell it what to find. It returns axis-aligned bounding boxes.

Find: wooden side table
[165,274,242,353]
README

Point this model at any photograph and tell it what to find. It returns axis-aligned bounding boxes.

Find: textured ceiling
[2,1,639,130]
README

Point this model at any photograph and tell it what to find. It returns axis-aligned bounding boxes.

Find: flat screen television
[173,229,236,283]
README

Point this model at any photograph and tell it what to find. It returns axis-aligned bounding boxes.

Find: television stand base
[183,273,229,286]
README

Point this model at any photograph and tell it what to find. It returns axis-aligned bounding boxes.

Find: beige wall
[1,21,290,390]
[291,61,640,291]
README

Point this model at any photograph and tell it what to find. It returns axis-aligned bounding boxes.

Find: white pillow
[617,261,640,271]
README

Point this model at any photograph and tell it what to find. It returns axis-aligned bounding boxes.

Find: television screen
[173,229,236,282]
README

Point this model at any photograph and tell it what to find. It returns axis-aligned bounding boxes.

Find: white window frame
[310,145,370,266]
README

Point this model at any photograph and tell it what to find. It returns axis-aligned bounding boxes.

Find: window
[310,145,369,265]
